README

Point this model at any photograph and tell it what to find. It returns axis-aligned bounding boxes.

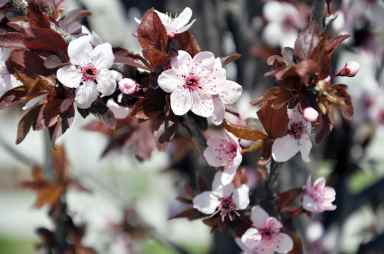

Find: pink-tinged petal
[57,65,82,88]
[324,187,336,200]
[263,22,285,47]
[170,87,192,115]
[251,206,269,228]
[303,107,319,122]
[172,7,193,30]
[158,69,182,93]
[192,191,220,215]
[119,78,138,95]
[96,69,121,96]
[191,91,214,117]
[107,99,130,119]
[91,43,115,69]
[313,177,326,188]
[275,233,294,253]
[302,194,318,213]
[272,135,300,162]
[220,152,242,185]
[203,147,227,167]
[241,228,262,250]
[154,10,171,26]
[299,135,312,162]
[68,36,92,66]
[175,19,196,34]
[218,80,243,105]
[171,50,192,71]
[210,95,225,125]
[233,184,250,210]
[193,51,215,64]
[336,61,360,77]
[75,81,99,109]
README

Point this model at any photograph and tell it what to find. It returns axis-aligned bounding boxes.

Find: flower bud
[336,61,360,77]
[303,107,319,122]
[119,78,138,95]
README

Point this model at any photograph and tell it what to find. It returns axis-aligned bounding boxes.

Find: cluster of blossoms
[0,1,359,253]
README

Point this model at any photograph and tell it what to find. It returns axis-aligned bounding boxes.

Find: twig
[0,135,38,168]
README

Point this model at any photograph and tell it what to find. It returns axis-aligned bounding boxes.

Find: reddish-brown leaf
[16,105,42,144]
[224,121,267,141]
[257,102,289,139]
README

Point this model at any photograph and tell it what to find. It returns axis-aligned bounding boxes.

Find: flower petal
[91,42,115,69]
[191,91,214,117]
[68,36,92,66]
[251,206,270,228]
[158,68,182,93]
[172,7,193,30]
[272,135,300,162]
[218,80,242,105]
[203,147,227,167]
[170,87,192,116]
[220,152,242,185]
[210,95,225,125]
[96,69,121,96]
[233,184,250,210]
[171,50,192,72]
[275,233,294,253]
[241,228,262,250]
[192,191,220,215]
[107,99,130,119]
[57,65,82,88]
[75,81,99,109]
[175,19,196,34]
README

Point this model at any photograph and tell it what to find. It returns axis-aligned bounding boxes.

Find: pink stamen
[81,64,97,81]
[287,122,304,139]
[184,75,201,91]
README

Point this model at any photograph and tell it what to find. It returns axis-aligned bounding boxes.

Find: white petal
[203,147,227,167]
[57,65,82,88]
[170,87,192,115]
[75,81,99,109]
[192,191,220,215]
[91,43,115,69]
[210,95,225,125]
[302,194,317,213]
[263,22,285,47]
[263,1,285,22]
[220,152,242,185]
[191,91,214,117]
[251,206,270,228]
[241,228,262,250]
[218,80,243,105]
[171,50,192,71]
[96,70,120,96]
[275,233,294,253]
[299,135,312,162]
[68,36,92,66]
[193,51,215,64]
[172,7,193,30]
[107,99,130,119]
[175,19,196,34]
[158,69,182,93]
[0,74,12,96]
[272,135,300,162]
[233,184,250,210]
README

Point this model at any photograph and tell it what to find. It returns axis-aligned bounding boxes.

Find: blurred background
[1,0,384,253]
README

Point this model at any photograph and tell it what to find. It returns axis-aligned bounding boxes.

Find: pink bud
[119,78,138,95]
[303,107,319,122]
[336,61,360,77]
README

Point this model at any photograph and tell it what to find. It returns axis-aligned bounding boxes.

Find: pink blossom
[237,206,293,254]
[57,36,122,109]
[336,61,360,77]
[203,130,242,185]
[302,177,336,213]
[303,107,319,122]
[157,50,242,119]
[155,7,196,37]
[193,172,249,221]
[263,1,304,48]
[119,78,138,95]
[272,105,312,162]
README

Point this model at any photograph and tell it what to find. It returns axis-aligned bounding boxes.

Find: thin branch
[311,0,325,29]
[0,135,38,168]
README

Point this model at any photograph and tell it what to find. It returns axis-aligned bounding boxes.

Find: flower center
[81,64,97,81]
[218,196,239,221]
[184,75,200,91]
[260,227,278,244]
[288,121,304,139]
